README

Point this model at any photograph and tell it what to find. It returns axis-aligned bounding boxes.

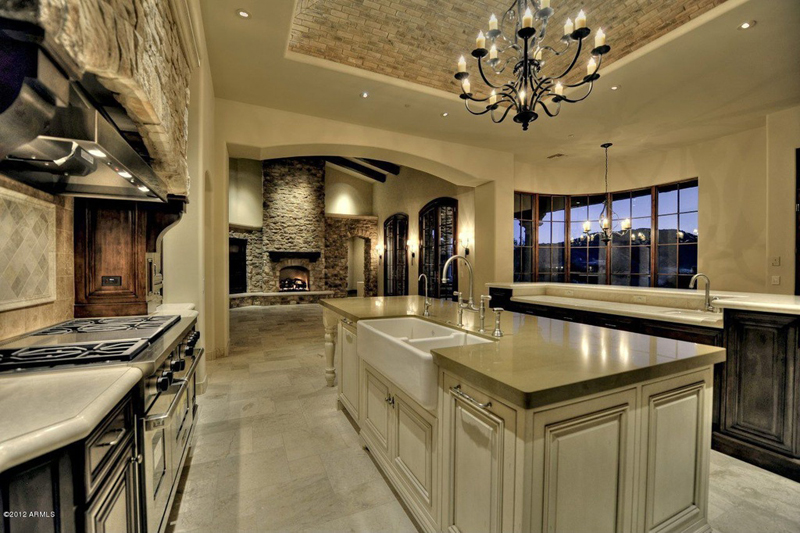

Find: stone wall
[0,0,195,195]
[262,158,326,292]
[325,216,378,298]
[229,227,263,293]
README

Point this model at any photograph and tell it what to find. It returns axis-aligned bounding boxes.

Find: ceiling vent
[547,153,567,159]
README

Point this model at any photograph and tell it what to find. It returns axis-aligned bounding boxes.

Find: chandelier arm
[490,102,517,123]
[557,81,595,103]
[540,40,572,57]
[476,58,503,90]
[489,55,520,75]
[564,54,604,88]
[464,99,493,116]
[536,98,561,117]
[549,37,584,81]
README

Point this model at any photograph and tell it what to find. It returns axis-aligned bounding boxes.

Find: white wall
[325,166,374,216]
[347,237,366,291]
[373,166,476,296]
[228,158,263,228]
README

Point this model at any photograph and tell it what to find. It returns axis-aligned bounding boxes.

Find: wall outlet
[632,295,647,304]
[772,275,781,285]
[564,289,574,296]
[771,256,781,267]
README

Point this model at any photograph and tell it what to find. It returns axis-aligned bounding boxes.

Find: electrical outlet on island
[632,295,647,304]
[772,275,781,285]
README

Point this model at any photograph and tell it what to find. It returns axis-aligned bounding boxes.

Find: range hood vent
[0,23,169,202]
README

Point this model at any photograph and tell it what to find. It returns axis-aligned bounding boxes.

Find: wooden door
[442,376,517,533]
[419,198,458,299]
[392,390,438,528]
[529,389,636,533]
[362,365,393,459]
[723,310,798,454]
[339,323,359,420]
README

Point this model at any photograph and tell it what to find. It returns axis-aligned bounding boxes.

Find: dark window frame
[384,213,409,296]
[513,178,698,287]
[418,197,459,299]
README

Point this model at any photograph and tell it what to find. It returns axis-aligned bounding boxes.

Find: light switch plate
[771,257,781,267]
[771,275,781,285]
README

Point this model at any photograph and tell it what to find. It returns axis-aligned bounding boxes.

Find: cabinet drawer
[85,396,134,499]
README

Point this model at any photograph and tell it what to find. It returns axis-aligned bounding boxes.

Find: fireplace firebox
[279,266,310,292]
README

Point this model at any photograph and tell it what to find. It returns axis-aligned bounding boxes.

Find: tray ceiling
[290,0,729,95]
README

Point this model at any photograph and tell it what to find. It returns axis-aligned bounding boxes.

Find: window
[512,179,698,287]
[419,198,458,298]
[656,180,699,288]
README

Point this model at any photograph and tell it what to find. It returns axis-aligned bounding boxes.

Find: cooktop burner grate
[0,339,148,369]
[33,315,180,338]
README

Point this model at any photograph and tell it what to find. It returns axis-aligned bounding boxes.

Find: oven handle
[184,348,203,380]
[144,378,188,430]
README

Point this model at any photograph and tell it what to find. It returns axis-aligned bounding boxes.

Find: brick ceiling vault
[289,0,729,96]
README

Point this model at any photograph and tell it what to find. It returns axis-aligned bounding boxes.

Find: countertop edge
[432,350,725,409]
[0,367,143,473]
[510,296,725,329]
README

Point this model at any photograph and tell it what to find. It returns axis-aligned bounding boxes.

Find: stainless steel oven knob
[170,359,185,372]
[156,371,173,392]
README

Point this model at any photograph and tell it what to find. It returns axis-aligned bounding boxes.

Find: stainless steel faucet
[442,254,483,328]
[418,273,432,317]
[689,273,718,312]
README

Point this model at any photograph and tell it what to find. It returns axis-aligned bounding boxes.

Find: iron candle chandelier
[454,0,611,131]
[583,142,630,244]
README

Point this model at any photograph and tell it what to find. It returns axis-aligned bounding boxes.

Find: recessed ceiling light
[610,85,619,90]
[117,170,132,179]
[360,91,369,98]
[138,185,150,193]
[442,112,449,117]
[738,20,755,30]
[237,9,250,18]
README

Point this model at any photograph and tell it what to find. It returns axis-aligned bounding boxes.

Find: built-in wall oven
[142,332,202,533]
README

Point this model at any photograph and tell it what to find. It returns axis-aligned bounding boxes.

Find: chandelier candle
[489,13,498,30]
[576,10,587,29]
[458,55,467,73]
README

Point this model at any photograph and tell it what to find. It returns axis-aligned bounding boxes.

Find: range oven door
[141,351,201,533]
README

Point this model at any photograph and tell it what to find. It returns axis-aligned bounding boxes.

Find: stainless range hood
[0,24,169,202]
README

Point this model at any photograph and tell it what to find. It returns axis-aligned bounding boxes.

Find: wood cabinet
[74,199,183,317]
[360,363,440,532]
[714,310,800,481]
[529,389,636,533]
[85,440,138,533]
[441,373,518,533]
[337,321,360,421]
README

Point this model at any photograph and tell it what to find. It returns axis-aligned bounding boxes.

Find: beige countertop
[489,282,800,317]
[0,366,142,472]
[321,296,725,409]
[511,295,724,328]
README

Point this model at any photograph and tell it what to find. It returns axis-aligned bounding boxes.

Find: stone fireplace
[279,266,310,292]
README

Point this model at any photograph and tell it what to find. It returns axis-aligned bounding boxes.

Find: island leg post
[322,309,337,387]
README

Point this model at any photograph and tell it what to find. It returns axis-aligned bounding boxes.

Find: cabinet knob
[131,454,143,464]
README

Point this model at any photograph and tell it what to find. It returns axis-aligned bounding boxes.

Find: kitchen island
[321,296,725,533]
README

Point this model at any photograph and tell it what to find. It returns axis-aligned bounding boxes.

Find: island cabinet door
[391,389,440,531]
[338,321,360,421]
[723,311,799,454]
[637,370,711,533]
[441,374,518,533]
[529,389,637,533]
[362,364,393,460]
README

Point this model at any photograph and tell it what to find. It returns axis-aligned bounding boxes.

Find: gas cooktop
[0,315,181,372]
[0,339,149,371]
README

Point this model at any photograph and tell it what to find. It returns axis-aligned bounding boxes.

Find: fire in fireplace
[279,266,310,292]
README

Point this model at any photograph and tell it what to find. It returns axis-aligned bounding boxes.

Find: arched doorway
[384,213,409,296]
[419,197,458,299]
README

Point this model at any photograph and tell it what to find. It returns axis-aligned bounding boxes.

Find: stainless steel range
[0,313,203,533]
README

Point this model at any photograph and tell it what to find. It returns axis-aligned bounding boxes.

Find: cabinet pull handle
[96,427,126,448]
[385,396,395,407]
[450,385,492,410]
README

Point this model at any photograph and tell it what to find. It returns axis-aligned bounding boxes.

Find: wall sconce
[407,240,418,265]
[459,232,472,256]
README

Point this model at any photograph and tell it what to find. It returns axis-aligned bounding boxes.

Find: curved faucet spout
[442,254,474,306]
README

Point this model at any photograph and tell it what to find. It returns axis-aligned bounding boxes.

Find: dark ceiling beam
[325,157,387,183]
[357,158,400,176]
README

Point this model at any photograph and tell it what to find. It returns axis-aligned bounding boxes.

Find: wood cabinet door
[638,370,711,533]
[85,441,139,533]
[362,365,393,459]
[338,323,360,421]
[391,390,438,529]
[723,311,798,454]
[442,374,517,533]
[529,389,636,533]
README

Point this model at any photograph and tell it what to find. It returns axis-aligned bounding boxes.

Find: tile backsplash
[0,175,74,341]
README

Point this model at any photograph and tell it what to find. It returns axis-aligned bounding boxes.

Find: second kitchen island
[321,296,725,533]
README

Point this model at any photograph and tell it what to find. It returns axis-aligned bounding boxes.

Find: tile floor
[168,304,800,533]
